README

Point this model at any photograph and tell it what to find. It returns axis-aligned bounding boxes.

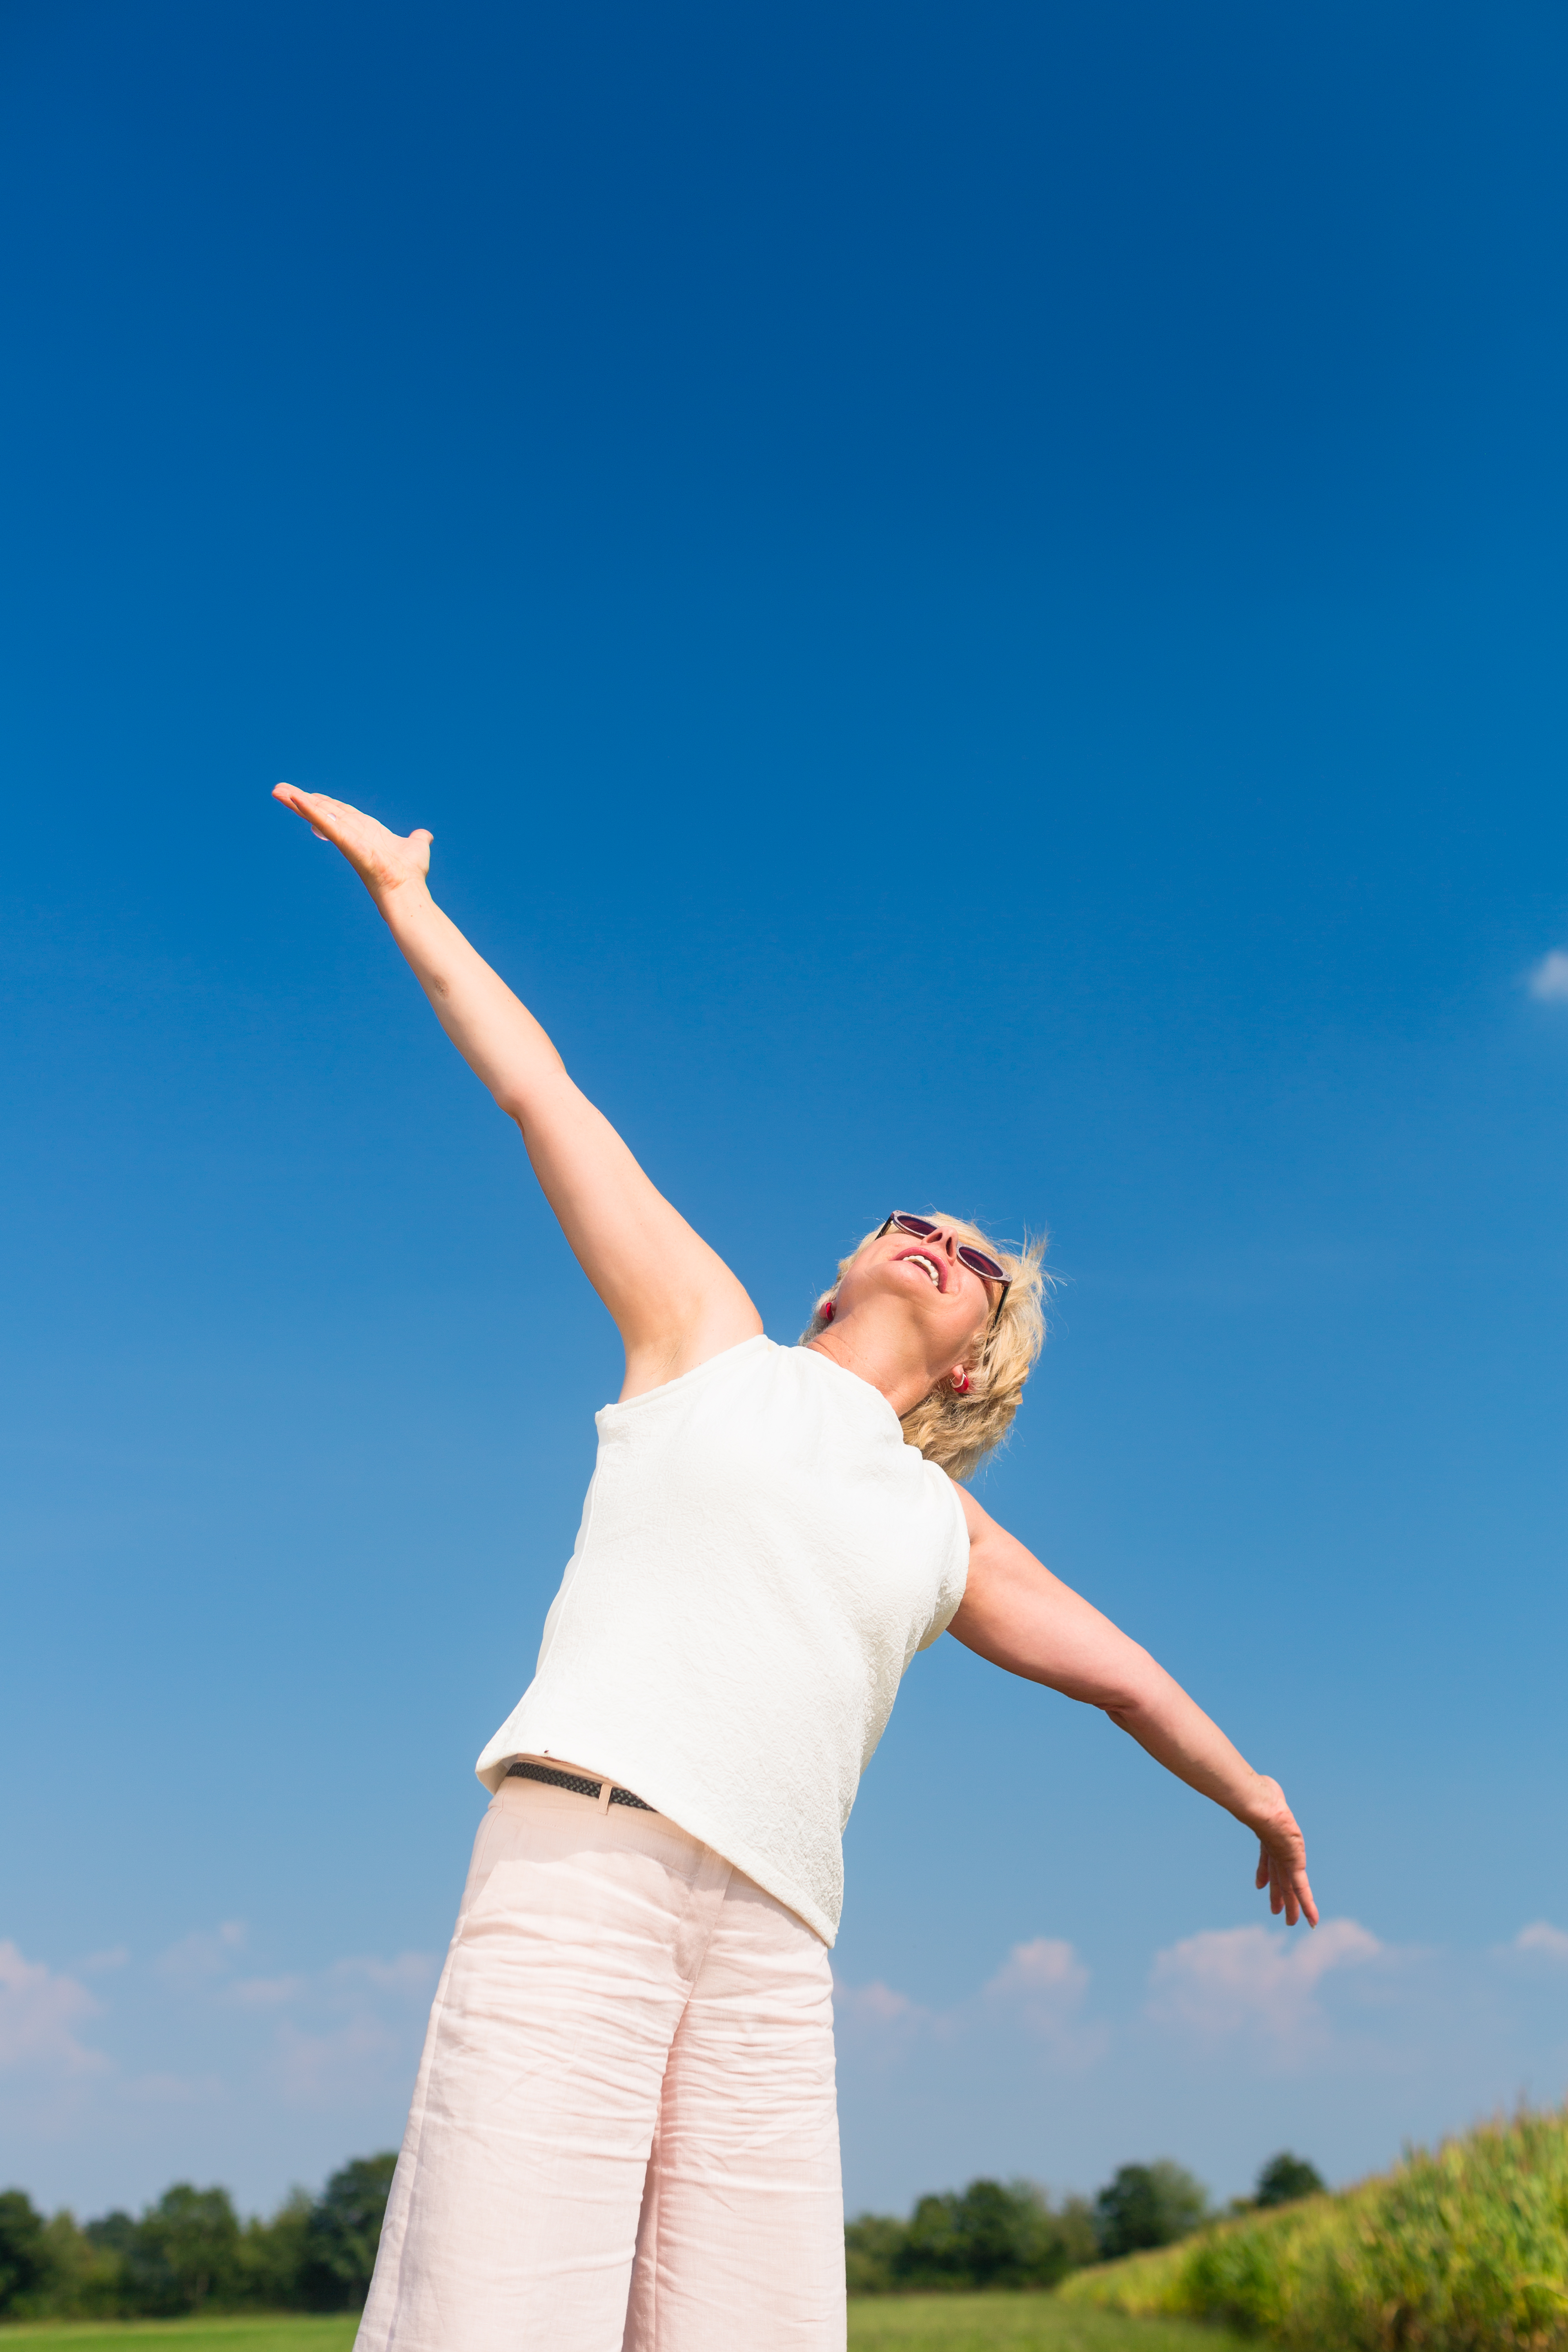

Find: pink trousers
[357,1771,846,2352]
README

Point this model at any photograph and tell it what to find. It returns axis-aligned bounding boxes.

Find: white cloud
[328,1953,437,2000]
[228,1974,307,2009]
[1146,1918,1382,2057]
[1513,1922,1568,1962]
[981,1938,1109,2065]
[0,1941,109,2078]
[834,1978,924,2031]
[837,1935,1105,2070]
[120,2070,225,2106]
[274,2013,410,2106]
[1527,949,1568,1002]
[80,1946,131,1974]
[155,1920,248,1989]
[211,1950,438,2105]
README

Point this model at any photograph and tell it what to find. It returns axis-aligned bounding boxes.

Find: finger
[1256,1842,1270,1891]
[273,784,361,849]
[273,782,332,830]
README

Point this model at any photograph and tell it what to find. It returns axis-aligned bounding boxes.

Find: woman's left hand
[1250,1780,1319,1927]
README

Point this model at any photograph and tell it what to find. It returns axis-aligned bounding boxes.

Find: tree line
[0,2145,1324,2316]
[846,2152,1326,2294]
[0,2155,397,2320]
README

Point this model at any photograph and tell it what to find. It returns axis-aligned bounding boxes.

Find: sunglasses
[877,1214,1012,1321]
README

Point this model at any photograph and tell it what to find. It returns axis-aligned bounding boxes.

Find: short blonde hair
[800,1212,1048,1482]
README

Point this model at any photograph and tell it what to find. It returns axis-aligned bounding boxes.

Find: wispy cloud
[1145,1918,1383,2059]
[980,1938,1109,2066]
[1512,1922,1568,1963]
[837,1933,1106,2070]
[154,1920,248,1989]
[228,1974,307,2009]
[275,2013,412,2106]
[0,1941,109,2078]
[1527,949,1568,1002]
[225,1950,438,2105]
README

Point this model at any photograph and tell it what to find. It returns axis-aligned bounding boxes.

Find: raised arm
[273,785,761,1394]
[948,1489,1317,1926]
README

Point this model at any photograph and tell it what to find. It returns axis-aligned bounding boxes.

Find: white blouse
[476,1335,970,1943]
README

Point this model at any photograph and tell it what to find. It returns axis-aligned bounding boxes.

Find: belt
[506,1759,655,1814]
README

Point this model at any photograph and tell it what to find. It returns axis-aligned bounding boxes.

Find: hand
[1249,1779,1319,1928]
[273,783,432,903]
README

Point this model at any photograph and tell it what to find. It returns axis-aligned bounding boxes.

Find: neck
[804,1303,938,1419]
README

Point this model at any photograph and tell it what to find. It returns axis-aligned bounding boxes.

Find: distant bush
[1253,2151,1325,2209]
[296,2154,400,2310]
[0,2152,399,2320]
[0,2190,52,2314]
[847,2176,1096,2293]
[1094,2162,1209,2259]
[1060,2104,1568,2351]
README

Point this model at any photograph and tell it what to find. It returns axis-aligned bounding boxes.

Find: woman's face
[834,1221,997,1369]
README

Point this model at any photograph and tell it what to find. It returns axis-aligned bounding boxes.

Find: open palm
[273,782,431,900]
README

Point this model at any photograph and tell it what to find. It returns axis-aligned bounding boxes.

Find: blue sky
[2,0,1566,2222]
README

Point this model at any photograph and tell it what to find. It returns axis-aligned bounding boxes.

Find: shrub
[0,2149,399,2321]
[1254,2152,1326,2209]
[846,2177,1096,2293]
[1094,2161,1209,2258]
[296,2154,400,2310]
[0,2191,51,2315]
[109,2183,243,2315]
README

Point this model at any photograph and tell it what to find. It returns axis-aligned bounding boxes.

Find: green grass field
[0,2306,1247,2352]
[0,2326,358,2352]
[848,2295,1247,2350]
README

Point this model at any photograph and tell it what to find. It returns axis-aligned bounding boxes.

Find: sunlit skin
[273,780,1319,1930]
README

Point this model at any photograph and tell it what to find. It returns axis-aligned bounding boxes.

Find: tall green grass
[1060,2103,1568,2350]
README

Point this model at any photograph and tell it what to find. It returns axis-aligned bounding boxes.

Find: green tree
[236,2189,313,2310]
[1253,2150,1325,2207]
[111,2184,243,2314]
[1094,2161,1208,2259]
[0,2190,51,2315]
[298,2153,399,2310]
[844,2211,906,2294]
[892,2178,1096,2291]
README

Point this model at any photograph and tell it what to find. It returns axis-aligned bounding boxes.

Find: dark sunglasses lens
[958,1247,1007,1283]
[891,1214,940,1239]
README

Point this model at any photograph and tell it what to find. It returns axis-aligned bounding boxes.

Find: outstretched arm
[273,785,762,1395]
[948,1489,1318,1926]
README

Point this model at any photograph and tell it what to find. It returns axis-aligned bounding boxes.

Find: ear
[817,1295,836,1324]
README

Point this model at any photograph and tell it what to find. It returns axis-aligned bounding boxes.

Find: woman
[273,782,1316,2352]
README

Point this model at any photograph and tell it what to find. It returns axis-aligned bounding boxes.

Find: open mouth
[899,1250,944,1290]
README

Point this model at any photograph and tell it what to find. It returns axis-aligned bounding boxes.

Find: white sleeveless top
[475,1335,970,1943]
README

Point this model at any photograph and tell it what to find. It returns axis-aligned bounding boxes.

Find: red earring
[952,1366,970,1394]
[820,1298,835,1323]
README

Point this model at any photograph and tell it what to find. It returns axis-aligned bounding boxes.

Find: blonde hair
[800,1212,1048,1482]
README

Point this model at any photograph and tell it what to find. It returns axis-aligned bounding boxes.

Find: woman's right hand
[1250,1781,1319,1927]
[273,782,432,904]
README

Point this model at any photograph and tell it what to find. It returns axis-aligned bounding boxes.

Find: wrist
[372,873,435,929]
[1239,1772,1287,1835]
